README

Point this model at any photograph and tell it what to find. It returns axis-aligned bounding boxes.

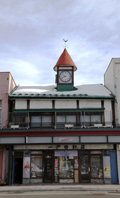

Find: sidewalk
[0,184,120,193]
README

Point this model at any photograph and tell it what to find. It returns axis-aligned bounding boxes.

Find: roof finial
[63,39,68,49]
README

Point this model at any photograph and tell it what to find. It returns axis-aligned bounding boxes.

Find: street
[0,191,120,198]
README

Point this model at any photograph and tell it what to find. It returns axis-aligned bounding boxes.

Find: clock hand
[61,75,66,79]
[61,74,66,77]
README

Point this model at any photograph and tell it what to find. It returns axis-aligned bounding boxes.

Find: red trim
[0,130,120,136]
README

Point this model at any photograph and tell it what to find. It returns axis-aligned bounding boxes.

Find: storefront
[12,145,118,184]
[79,151,103,183]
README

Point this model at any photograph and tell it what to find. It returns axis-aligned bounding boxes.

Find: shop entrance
[79,154,90,183]
[79,151,103,183]
[43,154,53,183]
[13,154,23,184]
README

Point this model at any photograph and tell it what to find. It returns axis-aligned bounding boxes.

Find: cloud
[0,0,120,85]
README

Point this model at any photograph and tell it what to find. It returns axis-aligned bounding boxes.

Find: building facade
[0,49,120,185]
[0,72,16,184]
[104,58,120,185]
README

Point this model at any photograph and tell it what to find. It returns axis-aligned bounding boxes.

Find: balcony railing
[7,112,113,129]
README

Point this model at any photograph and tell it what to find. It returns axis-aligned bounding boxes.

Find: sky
[0,0,120,86]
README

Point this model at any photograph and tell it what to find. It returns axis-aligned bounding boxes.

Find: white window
[91,115,101,123]
[31,116,41,127]
[66,115,76,123]
[80,115,90,123]
[56,116,65,123]
[42,116,52,127]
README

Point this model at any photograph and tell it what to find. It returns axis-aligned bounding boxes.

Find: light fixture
[73,145,77,149]
[64,145,68,150]
[81,145,85,149]
[56,144,61,149]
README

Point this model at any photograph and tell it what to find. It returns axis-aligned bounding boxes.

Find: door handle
[88,167,90,172]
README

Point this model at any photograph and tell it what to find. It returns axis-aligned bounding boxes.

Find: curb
[0,188,120,193]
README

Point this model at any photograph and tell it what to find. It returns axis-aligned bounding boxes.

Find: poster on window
[23,157,30,178]
[104,166,111,178]
[55,159,58,167]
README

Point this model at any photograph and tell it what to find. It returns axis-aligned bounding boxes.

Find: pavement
[0,184,120,193]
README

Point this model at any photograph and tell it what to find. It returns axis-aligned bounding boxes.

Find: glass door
[80,155,90,183]
[44,154,53,183]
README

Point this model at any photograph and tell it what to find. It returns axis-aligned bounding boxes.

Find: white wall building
[0,49,120,185]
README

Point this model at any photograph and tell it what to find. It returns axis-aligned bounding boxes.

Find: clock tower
[53,48,77,91]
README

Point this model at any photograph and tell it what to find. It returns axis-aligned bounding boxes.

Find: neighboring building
[0,49,119,185]
[104,59,120,186]
[0,72,16,184]
[104,58,120,127]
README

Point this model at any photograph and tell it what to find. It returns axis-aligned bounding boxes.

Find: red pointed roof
[53,48,77,71]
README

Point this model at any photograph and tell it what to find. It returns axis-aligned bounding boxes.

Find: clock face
[59,71,72,83]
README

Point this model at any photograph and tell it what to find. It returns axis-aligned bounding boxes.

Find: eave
[9,94,114,100]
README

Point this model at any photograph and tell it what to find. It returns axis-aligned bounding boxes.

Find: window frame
[90,154,103,179]
[31,154,43,179]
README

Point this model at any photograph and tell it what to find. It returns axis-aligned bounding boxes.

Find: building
[104,58,120,185]
[0,49,119,185]
[0,72,16,184]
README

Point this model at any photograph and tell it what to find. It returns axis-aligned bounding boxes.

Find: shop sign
[55,150,78,157]
[59,137,73,142]
[104,166,111,178]
[23,157,30,178]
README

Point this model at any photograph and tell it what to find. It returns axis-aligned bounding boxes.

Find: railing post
[54,112,56,129]
[81,111,82,128]
[84,111,85,128]
[28,112,29,129]
[110,110,112,126]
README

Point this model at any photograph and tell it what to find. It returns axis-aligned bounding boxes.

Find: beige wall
[79,99,101,108]
[30,100,52,109]
[8,73,16,93]
[15,100,27,109]
[0,72,16,127]
[55,100,76,109]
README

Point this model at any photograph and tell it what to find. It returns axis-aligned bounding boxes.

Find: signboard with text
[55,150,78,157]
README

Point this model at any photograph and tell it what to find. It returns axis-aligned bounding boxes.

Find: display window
[31,155,43,178]
[54,150,78,181]
[90,155,103,179]
[59,156,74,178]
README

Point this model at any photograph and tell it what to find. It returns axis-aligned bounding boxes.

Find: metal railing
[7,112,113,129]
